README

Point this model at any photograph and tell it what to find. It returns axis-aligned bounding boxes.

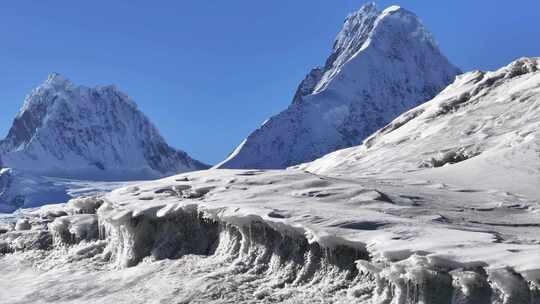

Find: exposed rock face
[0,73,207,181]
[217,4,461,169]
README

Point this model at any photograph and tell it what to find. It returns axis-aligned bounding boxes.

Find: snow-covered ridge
[217,3,460,169]
[0,74,208,181]
[2,169,540,303]
[304,57,540,198]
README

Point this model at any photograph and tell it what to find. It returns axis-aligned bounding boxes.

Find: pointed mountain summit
[217,3,461,169]
[0,74,208,180]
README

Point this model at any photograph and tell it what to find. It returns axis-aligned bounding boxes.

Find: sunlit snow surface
[1,50,540,304]
[1,166,540,303]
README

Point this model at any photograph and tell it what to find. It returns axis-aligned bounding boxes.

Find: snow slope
[305,57,540,199]
[2,59,539,304]
[0,73,208,181]
[217,3,460,169]
[2,168,540,303]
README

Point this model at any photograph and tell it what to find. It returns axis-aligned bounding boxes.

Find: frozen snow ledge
[2,169,540,303]
[96,202,540,303]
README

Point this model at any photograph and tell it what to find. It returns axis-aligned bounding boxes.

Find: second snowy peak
[217,3,461,169]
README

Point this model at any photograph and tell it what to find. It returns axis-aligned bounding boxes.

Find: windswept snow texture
[305,57,540,198]
[2,168,540,303]
[0,73,208,181]
[217,3,460,169]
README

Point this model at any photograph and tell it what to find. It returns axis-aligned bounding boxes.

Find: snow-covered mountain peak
[217,4,460,169]
[316,3,379,93]
[45,72,70,86]
[25,74,137,111]
[315,4,437,94]
[374,5,436,44]
[35,73,74,96]
[19,74,71,114]
[341,2,378,27]
[0,76,207,181]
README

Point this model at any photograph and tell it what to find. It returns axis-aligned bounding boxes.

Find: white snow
[304,57,540,198]
[382,5,402,14]
[14,219,31,231]
[0,6,537,304]
[1,158,540,302]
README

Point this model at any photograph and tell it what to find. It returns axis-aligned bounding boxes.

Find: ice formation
[2,164,540,303]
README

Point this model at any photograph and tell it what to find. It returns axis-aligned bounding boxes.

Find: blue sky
[0,1,538,164]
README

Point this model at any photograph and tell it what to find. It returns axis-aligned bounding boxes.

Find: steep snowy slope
[0,73,208,181]
[217,4,461,169]
[305,57,540,198]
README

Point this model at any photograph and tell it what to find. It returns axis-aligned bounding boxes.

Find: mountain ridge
[304,56,540,198]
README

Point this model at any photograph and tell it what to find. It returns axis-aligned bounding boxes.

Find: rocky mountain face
[0,73,207,181]
[305,57,540,197]
[217,3,461,169]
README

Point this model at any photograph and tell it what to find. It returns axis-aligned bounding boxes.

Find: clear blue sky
[0,1,538,164]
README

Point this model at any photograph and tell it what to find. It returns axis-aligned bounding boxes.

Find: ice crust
[2,167,540,303]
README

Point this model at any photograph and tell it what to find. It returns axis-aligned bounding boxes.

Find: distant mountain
[0,73,207,181]
[305,57,540,197]
[217,3,461,169]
